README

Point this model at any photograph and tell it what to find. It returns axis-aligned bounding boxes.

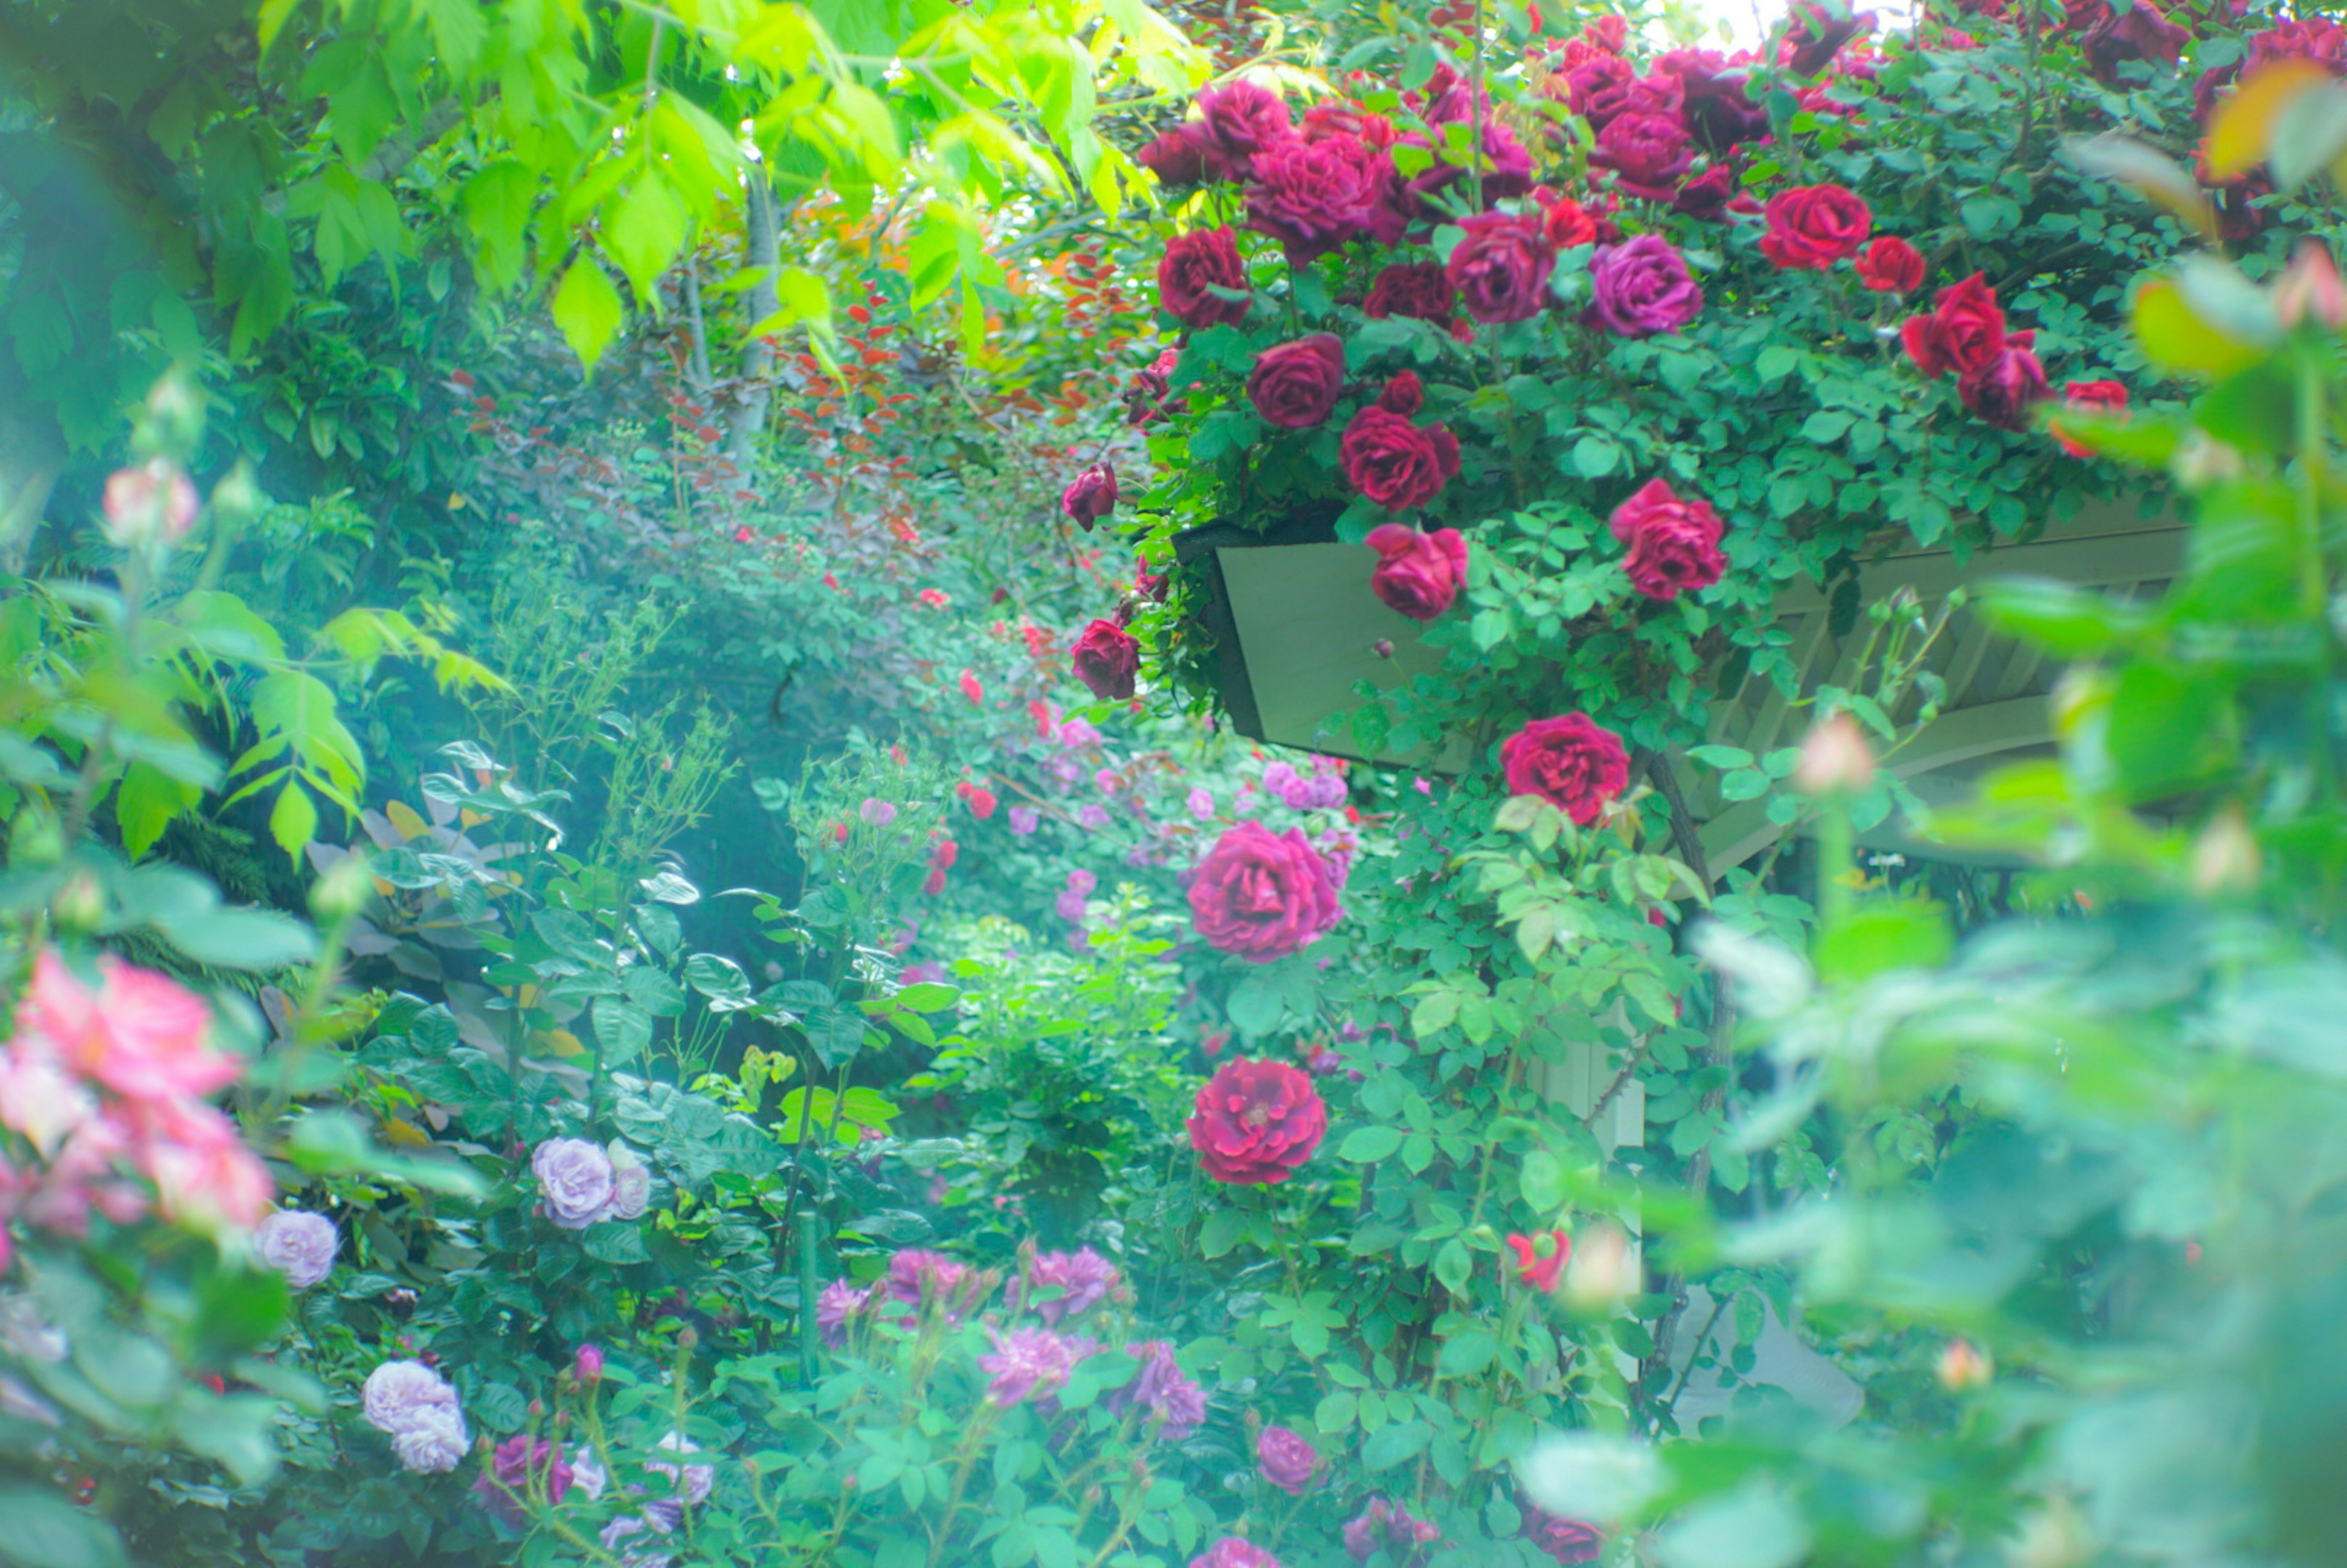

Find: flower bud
[208,461,267,527]
[1796,711,1876,796]
[50,870,105,937]
[1373,638,1394,658]
[573,1344,605,1385]
[138,373,205,455]
[101,457,200,549]
[309,855,376,922]
[1561,1222,1635,1314]
[11,810,64,868]
[2274,241,2347,331]
[2189,808,2261,896]
[1936,1338,1993,1391]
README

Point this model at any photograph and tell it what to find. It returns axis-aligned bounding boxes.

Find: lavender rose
[362,1358,461,1434]
[1016,1246,1120,1324]
[534,1137,617,1230]
[1119,1339,1208,1438]
[393,1404,470,1474]
[1586,235,1703,338]
[607,1143,651,1220]
[255,1209,338,1289]
[1246,335,1346,429]
[646,1432,714,1504]
[1257,1424,1320,1495]
[978,1326,1094,1407]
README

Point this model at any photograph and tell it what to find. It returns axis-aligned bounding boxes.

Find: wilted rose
[1192,81,1291,179]
[1062,462,1117,529]
[1957,343,2049,430]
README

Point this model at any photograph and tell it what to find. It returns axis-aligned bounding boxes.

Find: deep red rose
[1958,345,2050,431]
[1158,227,1250,329]
[1062,463,1117,529]
[1445,211,1557,323]
[1246,335,1347,429]
[1302,101,1397,148]
[1186,1057,1329,1181]
[1562,53,1640,128]
[1187,822,1343,964]
[1900,273,2008,378]
[1071,618,1140,700]
[1784,0,1876,75]
[2050,378,2129,458]
[1592,112,1694,201]
[1584,15,1630,53]
[2194,19,2347,120]
[1340,406,1461,511]
[1365,524,1469,621]
[1136,126,1207,186]
[2081,0,2188,84]
[1502,713,1631,826]
[1128,347,1185,427]
[1854,236,1925,293]
[1247,134,1388,262]
[1672,166,1738,219]
[1544,197,1601,247]
[1653,49,1769,151]
[1376,371,1423,416]
[1522,1503,1604,1566]
[1759,183,1871,270]
[1365,262,1456,322]
[1135,555,1170,602]
[1609,477,1727,600]
[1193,81,1291,180]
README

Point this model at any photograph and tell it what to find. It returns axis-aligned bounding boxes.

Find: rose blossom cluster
[531,1137,653,1229]
[1345,1497,1441,1563]
[0,949,273,1269]
[362,1358,469,1473]
[1260,758,1347,813]
[1900,273,2052,432]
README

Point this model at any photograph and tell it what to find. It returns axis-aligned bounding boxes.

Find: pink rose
[1062,463,1117,529]
[1192,1539,1282,1568]
[1365,524,1469,621]
[1257,1424,1320,1494]
[101,457,199,548]
[1187,821,1343,962]
[1186,1058,1328,1183]
[19,949,240,1101]
[1246,135,1389,262]
[1501,713,1631,826]
[1609,478,1727,600]
[1246,335,1347,429]
[1072,619,1140,701]
[1585,235,1703,337]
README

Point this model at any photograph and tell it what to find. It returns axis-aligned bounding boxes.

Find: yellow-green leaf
[2132,278,2265,378]
[2206,57,2333,180]
[603,175,687,303]
[270,782,320,863]
[552,257,626,370]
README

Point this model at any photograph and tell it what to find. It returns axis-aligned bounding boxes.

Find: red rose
[1071,618,1140,700]
[1592,112,1694,201]
[2082,0,2187,84]
[1759,184,1871,269]
[1366,524,1469,620]
[1158,227,1250,329]
[1246,335,1346,430]
[1136,126,1207,186]
[1187,821,1344,963]
[1376,371,1423,416]
[1340,406,1461,511]
[1609,478,1727,600]
[1445,211,1557,324]
[1671,166,1737,219]
[1900,272,2008,378]
[1302,101,1397,148]
[1957,344,2049,431]
[1192,81,1291,180]
[1501,713,1631,826]
[1186,1057,1329,1182]
[1247,134,1388,262]
[1365,262,1457,322]
[1854,236,1925,293]
[1543,197,1601,247]
[1562,54,1639,128]
[1062,463,1117,529]
[2050,378,2129,458]
[1522,1503,1605,1566]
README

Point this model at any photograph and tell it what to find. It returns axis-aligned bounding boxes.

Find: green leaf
[590,996,653,1065]
[155,907,316,970]
[584,1222,651,1265]
[1199,1209,1247,1258]
[1519,1149,1568,1211]
[1339,1126,1405,1162]
[1571,435,1620,478]
[553,259,626,370]
[1362,1418,1433,1470]
[1227,973,1284,1038]
[604,176,687,301]
[0,1485,127,1567]
[269,781,319,862]
[1437,1329,1498,1377]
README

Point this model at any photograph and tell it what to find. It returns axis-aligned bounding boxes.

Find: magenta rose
[1158,227,1250,329]
[1501,713,1631,826]
[1364,262,1456,323]
[1062,462,1117,529]
[1653,48,1768,150]
[1246,134,1387,262]
[1193,81,1292,179]
[1586,235,1703,337]
[1609,478,1727,600]
[1957,344,2050,431]
[1522,1502,1605,1565]
[1137,125,1208,185]
[1340,406,1461,511]
[1187,821,1343,962]
[1760,184,1871,270]
[1592,111,1693,200]
[1672,165,1738,219]
[1785,0,1875,74]
[1563,53,1639,128]
[1366,524,1468,621]
[1257,1425,1321,1495]
[1247,335,1347,429]
[1192,1541,1282,1568]
[1186,1057,1328,1182]
[1072,618,1140,701]
[1444,211,1556,324]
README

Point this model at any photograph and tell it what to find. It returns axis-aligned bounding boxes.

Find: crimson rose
[2051,378,2129,457]
[1586,235,1703,337]
[1563,54,1638,127]
[2082,0,2187,84]
[1445,211,1556,323]
[1136,126,1206,185]
[1071,618,1140,701]
[1592,112,1692,201]
[1340,406,1461,511]
[1187,821,1343,963]
[1061,463,1117,529]
[1672,166,1737,219]
[1502,713,1631,826]
[1246,335,1346,429]
[1609,478,1727,600]
[1653,49,1768,150]
[1759,184,1871,270]
[1376,371,1423,416]
[1186,1057,1328,1183]
[1364,262,1456,322]
[1854,236,1925,293]
[1247,135,1387,262]
[1158,227,1250,329]
[1192,81,1291,179]
[1785,0,1874,74]
[1901,273,2008,377]
[1957,345,2049,431]
[1365,524,1469,621]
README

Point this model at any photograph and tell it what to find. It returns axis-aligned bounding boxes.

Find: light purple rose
[1009,806,1040,836]
[978,1325,1093,1407]
[362,1358,460,1434]
[1118,1339,1207,1439]
[606,1143,651,1220]
[255,1209,338,1289]
[570,1445,608,1500]
[392,1403,469,1473]
[1078,804,1111,831]
[1188,788,1214,820]
[817,1279,881,1347]
[1015,1247,1118,1324]
[1192,1540,1281,1568]
[1585,235,1704,339]
[859,797,897,826]
[1257,1424,1320,1495]
[534,1138,618,1229]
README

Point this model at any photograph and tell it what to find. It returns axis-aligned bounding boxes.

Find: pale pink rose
[101,457,200,548]
[136,1101,274,1230]
[363,1359,461,1432]
[392,1402,469,1473]
[255,1209,339,1289]
[18,950,240,1101]
[0,1047,95,1157]
[646,1432,714,1503]
[607,1143,651,1220]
